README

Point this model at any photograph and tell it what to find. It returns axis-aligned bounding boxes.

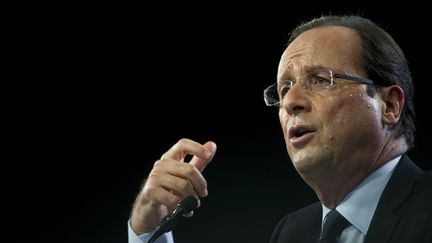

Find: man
[128,15,432,243]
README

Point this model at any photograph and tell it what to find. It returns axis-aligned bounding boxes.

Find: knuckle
[183,163,197,176]
[177,138,188,145]
[153,160,164,169]
[160,152,169,159]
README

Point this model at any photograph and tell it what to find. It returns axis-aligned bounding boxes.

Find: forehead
[278,26,363,77]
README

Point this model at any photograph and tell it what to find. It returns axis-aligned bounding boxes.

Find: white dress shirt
[128,220,174,243]
[321,156,401,243]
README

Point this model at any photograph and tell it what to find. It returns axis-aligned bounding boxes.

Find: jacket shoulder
[269,202,321,243]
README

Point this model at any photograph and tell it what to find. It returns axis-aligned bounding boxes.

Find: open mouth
[289,126,316,139]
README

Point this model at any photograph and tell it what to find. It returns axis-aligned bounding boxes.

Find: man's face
[278,26,385,178]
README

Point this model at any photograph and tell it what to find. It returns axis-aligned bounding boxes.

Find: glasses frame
[263,69,374,107]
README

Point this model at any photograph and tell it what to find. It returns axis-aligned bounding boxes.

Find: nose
[281,80,310,116]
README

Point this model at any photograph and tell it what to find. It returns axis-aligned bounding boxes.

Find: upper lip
[288,125,316,138]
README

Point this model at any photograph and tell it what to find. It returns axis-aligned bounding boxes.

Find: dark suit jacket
[269,155,432,243]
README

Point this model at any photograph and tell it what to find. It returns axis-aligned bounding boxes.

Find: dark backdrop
[11,4,431,243]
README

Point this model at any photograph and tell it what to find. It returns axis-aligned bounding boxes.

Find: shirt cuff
[127,219,174,243]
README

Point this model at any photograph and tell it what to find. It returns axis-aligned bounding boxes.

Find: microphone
[148,195,198,243]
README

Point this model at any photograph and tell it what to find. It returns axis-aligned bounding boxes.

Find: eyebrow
[278,64,329,82]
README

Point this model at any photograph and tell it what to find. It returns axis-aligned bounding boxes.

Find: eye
[278,81,292,98]
[309,74,332,87]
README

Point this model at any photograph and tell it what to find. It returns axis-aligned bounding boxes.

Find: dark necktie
[319,210,351,243]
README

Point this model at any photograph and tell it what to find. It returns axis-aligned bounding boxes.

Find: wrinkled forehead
[278,26,363,79]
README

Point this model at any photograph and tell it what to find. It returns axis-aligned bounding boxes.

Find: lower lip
[290,132,315,147]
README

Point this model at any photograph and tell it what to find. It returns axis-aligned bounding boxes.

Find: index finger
[189,141,217,172]
[161,138,213,162]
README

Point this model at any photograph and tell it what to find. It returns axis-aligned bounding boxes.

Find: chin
[291,154,322,175]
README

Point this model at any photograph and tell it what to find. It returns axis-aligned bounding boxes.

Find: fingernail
[209,142,217,153]
[205,149,212,158]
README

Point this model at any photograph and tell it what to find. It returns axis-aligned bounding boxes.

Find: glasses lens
[304,69,333,90]
[264,69,334,107]
[264,83,279,106]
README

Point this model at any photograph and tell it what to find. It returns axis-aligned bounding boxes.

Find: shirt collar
[321,155,401,235]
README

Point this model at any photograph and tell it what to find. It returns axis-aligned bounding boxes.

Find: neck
[301,138,407,209]
[305,170,365,209]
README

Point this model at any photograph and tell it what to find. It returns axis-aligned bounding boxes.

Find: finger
[161,138,213,162]
[141,178,182,210]
[183,211,194,217]
[190,141,217,172]
[143,175,202,211]
[156,173,197,199]
[154,159,208,198]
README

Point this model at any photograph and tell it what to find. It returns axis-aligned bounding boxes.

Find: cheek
[320,91,381,142]
[279,109,288,134]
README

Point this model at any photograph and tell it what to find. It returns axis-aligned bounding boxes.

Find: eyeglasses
[263,68,374,107]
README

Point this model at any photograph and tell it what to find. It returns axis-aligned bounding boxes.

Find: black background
[10,4,431,243]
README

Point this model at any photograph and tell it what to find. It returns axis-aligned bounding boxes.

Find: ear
[381,85,404,125]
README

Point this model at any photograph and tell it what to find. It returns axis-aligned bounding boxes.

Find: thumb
[189,141,217,172]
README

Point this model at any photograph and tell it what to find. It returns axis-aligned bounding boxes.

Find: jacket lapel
[364,155,423,243]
